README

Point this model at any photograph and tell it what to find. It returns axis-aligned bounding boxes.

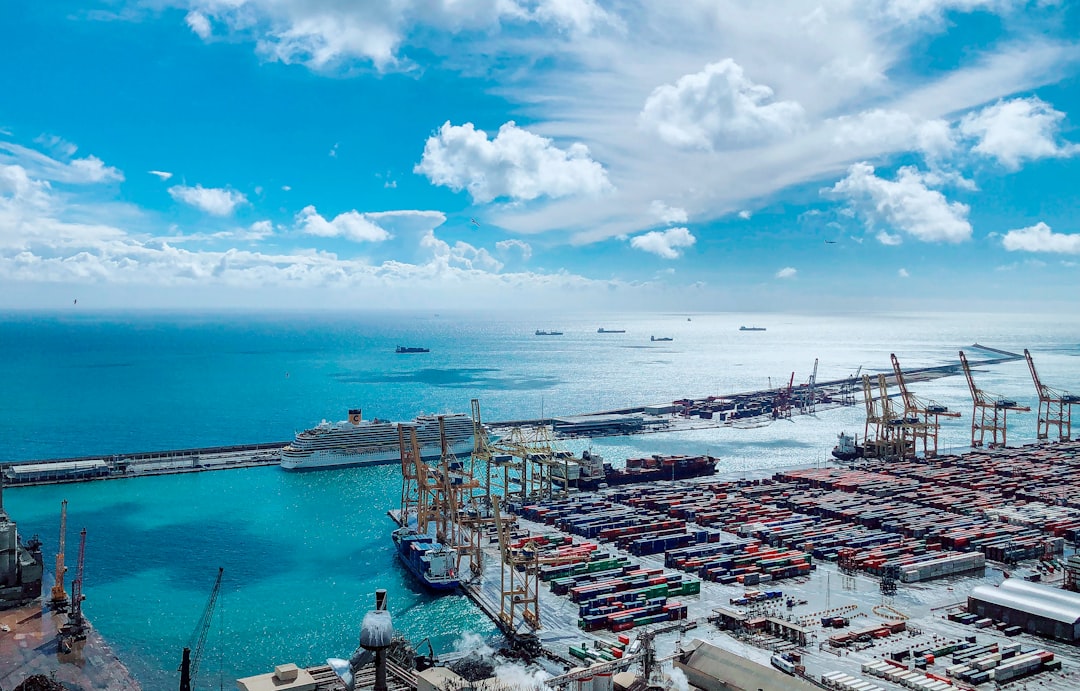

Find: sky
[1,1,1079,312]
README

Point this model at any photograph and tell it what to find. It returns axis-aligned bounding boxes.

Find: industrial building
[551,413,645,436]
[968,578,1080,642]
[0,478,44,609]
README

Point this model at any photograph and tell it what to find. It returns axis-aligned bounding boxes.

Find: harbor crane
[1025,349,1080,441]
[890,354,960,458]
[59,528,87,651]
[491,496,540,634]
[50,499,69,610]
[179,566,224,691]
[959,350,1030,449]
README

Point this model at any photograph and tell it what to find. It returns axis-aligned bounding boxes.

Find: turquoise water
[2,309,1079,688]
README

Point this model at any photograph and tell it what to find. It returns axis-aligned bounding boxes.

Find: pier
[1,346,1024,487]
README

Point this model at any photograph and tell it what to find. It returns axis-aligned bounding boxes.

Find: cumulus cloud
[415,121,612,204]
[168,184,248,216]
[738,210,752,220]
[649,200,688,224]
[149,170,173,181]
[1001,222,1080,254]
[959,97,1079,170]
[827,162,971,243]
[639,59,805,151]
[898,267,910,277]
[421,231,503,272]
[295,205,391,243]
[496,238,532,261]
[629,227,695,259]
[776,266,797,279]
[186,11,212,39]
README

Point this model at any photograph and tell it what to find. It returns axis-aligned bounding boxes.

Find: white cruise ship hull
[280,438,476,471]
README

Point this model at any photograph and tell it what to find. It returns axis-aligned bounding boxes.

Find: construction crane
[773,372,795,419]
[50,499,69,610]
[890,354,960,458]
[1025,349,1080,442]
[180,567,224,691]
[959,350,1030,449]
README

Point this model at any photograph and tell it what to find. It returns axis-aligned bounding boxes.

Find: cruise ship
[279,409,477,471]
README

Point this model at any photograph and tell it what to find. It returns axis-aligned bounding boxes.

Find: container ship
[391,527,460,591]
[280,410,476,471]
[553,450,717,490]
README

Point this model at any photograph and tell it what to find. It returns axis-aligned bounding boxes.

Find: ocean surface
[2,309,1079,689]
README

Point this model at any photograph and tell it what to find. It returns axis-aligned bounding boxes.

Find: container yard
[443,438,1080,689]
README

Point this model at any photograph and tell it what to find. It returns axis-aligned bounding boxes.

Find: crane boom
[1024,348,1079,441]
[959,350,1029,448]
[180,567,224,691]
[50,499,69,606]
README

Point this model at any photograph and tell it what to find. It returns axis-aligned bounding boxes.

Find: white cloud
[282,185,291,191]
[149,170,173,181]
[776,266,797,279]
[295,205,391,243]
[828,162,971,243]
[959,97,1079,170]
[640,60,804,151]
[34,134,78,158]
[1002,222,1080,254]
[738,210,752,220]
[168,184,248,216]
[415,121,612,204]
[877,230,903,246]
[0,142,123,184]
[898,267,910,278]
[175,0,611,71]
[186,11,212,39]
[329,142,339,158]
[649,200,688,224]
[629,227,695,259]
[421,231,503,272]
[495,239,533,261]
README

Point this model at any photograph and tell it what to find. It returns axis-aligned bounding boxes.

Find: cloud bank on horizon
[1,0,1078,310]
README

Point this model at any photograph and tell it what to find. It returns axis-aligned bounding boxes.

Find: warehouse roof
[970,579,1080,625]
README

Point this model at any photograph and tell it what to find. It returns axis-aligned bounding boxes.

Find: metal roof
[969,579,1080,625]
[8,460,107,475]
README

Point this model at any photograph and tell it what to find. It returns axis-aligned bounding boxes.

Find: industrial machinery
[59,527,87,650]
[890,353,960,458]
[49,499,68,610]
[179,566,224,691]
[1025,349,1080,442]
[959,350,1029,448]
[491,495,540,635]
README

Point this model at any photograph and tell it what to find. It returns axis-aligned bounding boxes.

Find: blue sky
[1,1,1078,311]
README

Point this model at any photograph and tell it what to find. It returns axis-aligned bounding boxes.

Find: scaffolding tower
[1025,349,1080,442]
[959,350,1030,449]
[891,353,960,458]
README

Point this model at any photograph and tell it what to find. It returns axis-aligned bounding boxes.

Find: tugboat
[831,432,864,461]
[391,526,459,591]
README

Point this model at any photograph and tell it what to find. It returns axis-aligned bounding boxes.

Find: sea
[2,309,1079,689]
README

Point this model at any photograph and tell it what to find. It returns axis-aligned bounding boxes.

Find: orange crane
[50,499,69,609]
[959,350,1029,448]
[1025,349,1080,442]
[891,354,960,458]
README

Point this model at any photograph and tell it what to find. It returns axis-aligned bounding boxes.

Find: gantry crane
[50,499,69,610]
[773,372,795,419]
[891,354,960,458]
[1025,349,1080,442]
[959,350,1030,448]
[180,567,224,691]
[862,373,905,459]
[807,358,819,413]
[491,496,540,634]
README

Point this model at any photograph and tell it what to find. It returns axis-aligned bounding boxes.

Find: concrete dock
[0,601,141,690]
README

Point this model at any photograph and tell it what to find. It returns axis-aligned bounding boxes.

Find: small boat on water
[391,526,459,591]
[395,346,430,353]
[597,328,626,333]
[739,326,766,332]
[650,336,673,342]
[831,432,864,461]
[535,329,563,336]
